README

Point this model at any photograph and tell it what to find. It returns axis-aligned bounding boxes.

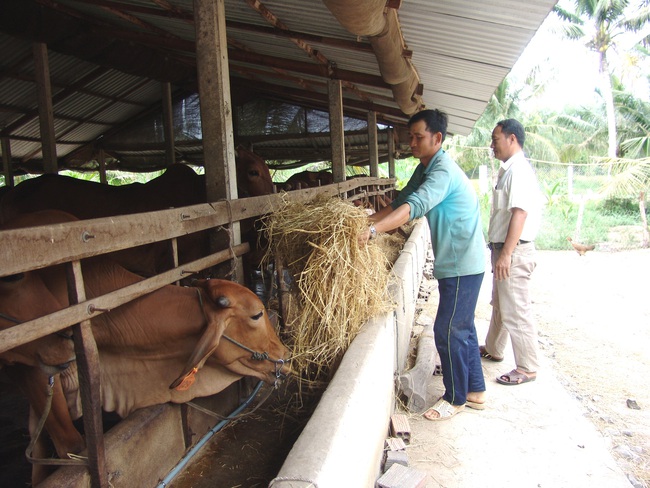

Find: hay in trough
[261,194,394,388]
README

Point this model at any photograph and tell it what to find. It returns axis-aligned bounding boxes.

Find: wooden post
[98,149,107,184]
[640,191,649,248]
[162,82,176,166]
[33,42,58,174]
[66,261,108,488]
[368,111,378,177]
[194,0,242,281]
[328,79,346,184]
[2,137,13,188]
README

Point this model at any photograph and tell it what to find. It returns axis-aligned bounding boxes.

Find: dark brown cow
[0,153,275,276]
[0,210,290,485]
[0,165,207,276]
[279,170,334,191]
[0,164,205,223]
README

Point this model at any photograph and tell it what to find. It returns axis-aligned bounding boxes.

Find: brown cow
[235,145,275,197]
[0,210,290,484]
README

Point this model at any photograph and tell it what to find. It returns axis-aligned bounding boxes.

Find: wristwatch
[369,224,377,240]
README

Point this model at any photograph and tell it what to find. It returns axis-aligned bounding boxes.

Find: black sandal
[479,345,503,362]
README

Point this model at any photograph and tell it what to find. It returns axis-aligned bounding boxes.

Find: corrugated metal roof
[400,0,557,134]
[0,0,557,173]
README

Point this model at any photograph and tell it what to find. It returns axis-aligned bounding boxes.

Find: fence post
[478,165,488,195]
[567,164,574,200]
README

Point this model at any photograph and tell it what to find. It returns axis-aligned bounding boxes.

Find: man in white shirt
[480,119,543,386]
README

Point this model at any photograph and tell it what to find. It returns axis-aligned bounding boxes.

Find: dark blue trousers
[433,273,486,405]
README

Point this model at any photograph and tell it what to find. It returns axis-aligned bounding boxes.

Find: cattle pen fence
[0,176,395,488]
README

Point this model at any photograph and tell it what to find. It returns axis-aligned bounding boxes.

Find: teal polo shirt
[392,148,485,279]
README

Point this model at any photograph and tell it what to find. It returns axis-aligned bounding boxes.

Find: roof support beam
[194,0,242,280]
[368,111,378,177]
[233,78,405,122]
[2,138,13,187]
[387,127,395,179]
[228,50,387,89]
[32,42,58,173]
[328,79,345,183]
[162,82,176,166]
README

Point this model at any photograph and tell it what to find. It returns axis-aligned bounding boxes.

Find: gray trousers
[485,242,540,373]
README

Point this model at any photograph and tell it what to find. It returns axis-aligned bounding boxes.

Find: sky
[507,1,650,113]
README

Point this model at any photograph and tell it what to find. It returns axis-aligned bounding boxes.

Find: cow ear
[169,316,223,391]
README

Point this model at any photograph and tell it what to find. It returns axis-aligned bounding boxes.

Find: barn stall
[0,1,558,487]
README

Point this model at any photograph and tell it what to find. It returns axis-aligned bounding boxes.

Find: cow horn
[216,296,230,308]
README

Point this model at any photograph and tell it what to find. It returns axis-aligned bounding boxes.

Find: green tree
[602,86,650,246]
[449,77,526,175]
[553,0,650,160]
[450,76,565,175]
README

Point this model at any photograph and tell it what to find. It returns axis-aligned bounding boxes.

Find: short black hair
[408,109,448,142]
[496,119,525,148]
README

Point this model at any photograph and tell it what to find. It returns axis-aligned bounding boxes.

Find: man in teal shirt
[362,109,486,420]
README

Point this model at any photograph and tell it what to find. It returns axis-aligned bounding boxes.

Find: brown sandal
[496,369,536,386]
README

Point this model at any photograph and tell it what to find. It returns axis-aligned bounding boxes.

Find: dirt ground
[409,248,650,488]
[529,249,650,487]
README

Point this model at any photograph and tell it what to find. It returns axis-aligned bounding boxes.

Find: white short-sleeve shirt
[488,150,543,243]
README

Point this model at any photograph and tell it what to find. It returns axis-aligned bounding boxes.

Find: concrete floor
[403,283,631,488]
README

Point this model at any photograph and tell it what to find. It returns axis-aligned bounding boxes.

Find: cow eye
[248,170,260,177]
[251,311,264,320]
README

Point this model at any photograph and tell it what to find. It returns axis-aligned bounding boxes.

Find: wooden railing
[0,176,394,488]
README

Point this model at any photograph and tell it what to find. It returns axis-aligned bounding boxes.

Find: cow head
[0,211,77,375]
[235,146,275,197]
[170,279,290,390]
[0,271,76,375]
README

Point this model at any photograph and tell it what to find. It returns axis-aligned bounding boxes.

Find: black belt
[488,240,530,250]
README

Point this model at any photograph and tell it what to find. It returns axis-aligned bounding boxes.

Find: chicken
[567,237,595,256]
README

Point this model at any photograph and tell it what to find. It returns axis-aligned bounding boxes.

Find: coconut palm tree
[604,85,650,246]
[449,77,526,175]
[553,0,650,160]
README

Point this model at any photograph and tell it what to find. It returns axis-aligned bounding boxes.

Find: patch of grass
[477,185,644,250]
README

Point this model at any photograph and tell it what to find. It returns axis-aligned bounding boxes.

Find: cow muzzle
[222,334,291,388]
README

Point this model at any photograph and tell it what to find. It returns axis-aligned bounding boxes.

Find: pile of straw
[261,194,394,388]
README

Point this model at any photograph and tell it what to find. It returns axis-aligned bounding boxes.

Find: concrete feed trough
[271,218,430,488]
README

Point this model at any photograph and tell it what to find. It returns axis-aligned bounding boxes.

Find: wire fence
[476,161,649,252]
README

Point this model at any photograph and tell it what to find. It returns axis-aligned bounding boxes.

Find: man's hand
[494,250,511,280]
[358,227,371,246]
